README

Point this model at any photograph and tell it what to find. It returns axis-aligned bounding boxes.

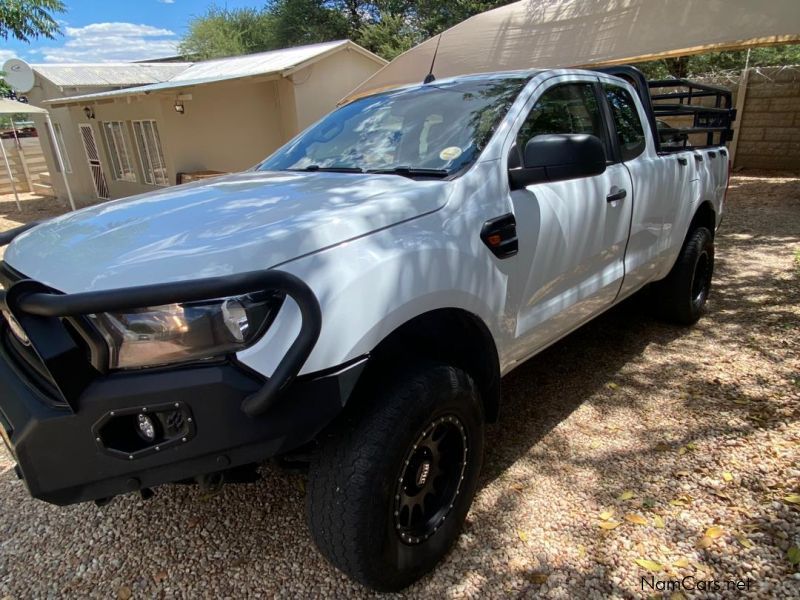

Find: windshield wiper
[288,165,364,173]
[367,167,449,179]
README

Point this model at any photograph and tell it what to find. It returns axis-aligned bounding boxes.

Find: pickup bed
[0,66,730,591]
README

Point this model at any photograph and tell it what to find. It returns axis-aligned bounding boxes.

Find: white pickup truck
[0,66,731,590]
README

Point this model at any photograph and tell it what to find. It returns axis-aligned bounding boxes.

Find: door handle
[606,189,627,203]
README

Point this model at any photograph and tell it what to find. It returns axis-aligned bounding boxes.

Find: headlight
[89,292,283,369]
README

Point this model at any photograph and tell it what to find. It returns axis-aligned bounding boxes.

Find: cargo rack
[594,66,736,153]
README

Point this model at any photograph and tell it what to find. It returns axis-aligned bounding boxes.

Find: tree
[178,6,276,60]
[635,44,800,79]
[178,0,515,61]
[0,0,65,42]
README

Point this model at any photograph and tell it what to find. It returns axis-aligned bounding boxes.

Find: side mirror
[509,133,607,189]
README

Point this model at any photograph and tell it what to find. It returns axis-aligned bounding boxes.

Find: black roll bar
[0,226,322,417]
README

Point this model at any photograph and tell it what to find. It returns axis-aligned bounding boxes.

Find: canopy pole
[0,136,22,212]
[45,115,76,211]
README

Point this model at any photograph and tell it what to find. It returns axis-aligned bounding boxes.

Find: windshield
[258,76,530,176]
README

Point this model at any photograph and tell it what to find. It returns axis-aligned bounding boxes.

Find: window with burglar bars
[51,123,72,173]
[132,120,169,186]
[101,121,136,182]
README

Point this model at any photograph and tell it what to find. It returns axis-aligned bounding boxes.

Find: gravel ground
[1,174,799,599]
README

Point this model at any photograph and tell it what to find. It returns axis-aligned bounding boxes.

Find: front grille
[0,262,68,406]
[2,327,64,403]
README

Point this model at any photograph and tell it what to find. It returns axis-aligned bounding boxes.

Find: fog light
[137,414,156,442]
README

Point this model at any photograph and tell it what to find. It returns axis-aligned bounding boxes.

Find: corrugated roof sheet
[46,40,384,106]
[33,63,192,87]
[171,40,348,82]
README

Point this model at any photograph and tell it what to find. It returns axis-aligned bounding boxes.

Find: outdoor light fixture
[174,99,185,114]
[83,106,95,119]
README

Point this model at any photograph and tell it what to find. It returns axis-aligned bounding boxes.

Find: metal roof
[32,63,192,88]
[46,40,386,107]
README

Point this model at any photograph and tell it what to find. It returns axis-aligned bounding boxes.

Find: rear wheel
[306,363,484,591]
[654,226,715,325]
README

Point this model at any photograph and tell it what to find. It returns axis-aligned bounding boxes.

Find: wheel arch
[689,200,717,238]
[361,308,502,423]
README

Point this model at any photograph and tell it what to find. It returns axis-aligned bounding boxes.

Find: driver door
[507,79,633,361]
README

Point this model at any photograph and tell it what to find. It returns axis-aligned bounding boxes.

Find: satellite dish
[2,59,35,93]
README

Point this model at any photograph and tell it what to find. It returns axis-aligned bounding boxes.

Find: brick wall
[696,66,800,171]
[734,66,800,170]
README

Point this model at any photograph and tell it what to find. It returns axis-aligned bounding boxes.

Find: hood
[4,171,449,292]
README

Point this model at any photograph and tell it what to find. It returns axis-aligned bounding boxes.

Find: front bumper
[0,337,365,505]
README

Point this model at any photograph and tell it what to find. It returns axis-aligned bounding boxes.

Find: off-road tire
[306,363,485,592]
[654,226,715,325]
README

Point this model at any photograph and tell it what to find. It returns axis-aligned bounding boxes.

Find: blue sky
[1,0,265,64]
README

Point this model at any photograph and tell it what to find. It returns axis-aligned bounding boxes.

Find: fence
[0,135,54,196]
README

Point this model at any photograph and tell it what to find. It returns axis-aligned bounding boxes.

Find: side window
[514,83,608,164]
[603,84,646,161]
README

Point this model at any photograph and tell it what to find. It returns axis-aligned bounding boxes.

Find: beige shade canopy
[345,0,800,101]
[0,98,49,115]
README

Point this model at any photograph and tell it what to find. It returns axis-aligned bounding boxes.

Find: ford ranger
[0,66,731,591]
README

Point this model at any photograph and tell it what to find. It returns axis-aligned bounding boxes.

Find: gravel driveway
[1,174,799,599]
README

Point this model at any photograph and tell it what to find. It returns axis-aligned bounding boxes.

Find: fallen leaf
[655,442,671,451]
[625,513,648,526]
[526,571,549,584]
[634,558,663,572]
[619,490,636,501]
[669,497,690,507]
[697,536,715,549]
[518,530,529,542]
[722,472,734,482]
[606,382,619,390]
[598,520,621,530]
[788,546,800,565]
[686,442,697,450]
[577,545,586,558]
[642,497,657,509]
[653,515,666,529]
[672,557,690,568]
[117,587,132,600]
[783,494,800,505]
[678,446,688,455]
[735,534,753,549]
[705,526,724,539]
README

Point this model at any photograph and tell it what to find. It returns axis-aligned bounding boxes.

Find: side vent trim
[480,214,519,259]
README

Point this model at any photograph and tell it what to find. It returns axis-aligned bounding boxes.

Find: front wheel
[654,226,715,325]
[306,364,485,591]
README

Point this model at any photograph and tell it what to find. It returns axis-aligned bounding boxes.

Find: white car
[0,66,730,590]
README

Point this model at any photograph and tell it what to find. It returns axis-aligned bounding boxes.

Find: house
[1,60,191,201]
[3,40,386,204]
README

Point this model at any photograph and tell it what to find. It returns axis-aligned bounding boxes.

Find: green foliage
[268,0,350,49]
[635,44,800,79]
[358,14,416,60]
[178,5,277,60]
[179,0,515,61]
[0,0,65,42]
